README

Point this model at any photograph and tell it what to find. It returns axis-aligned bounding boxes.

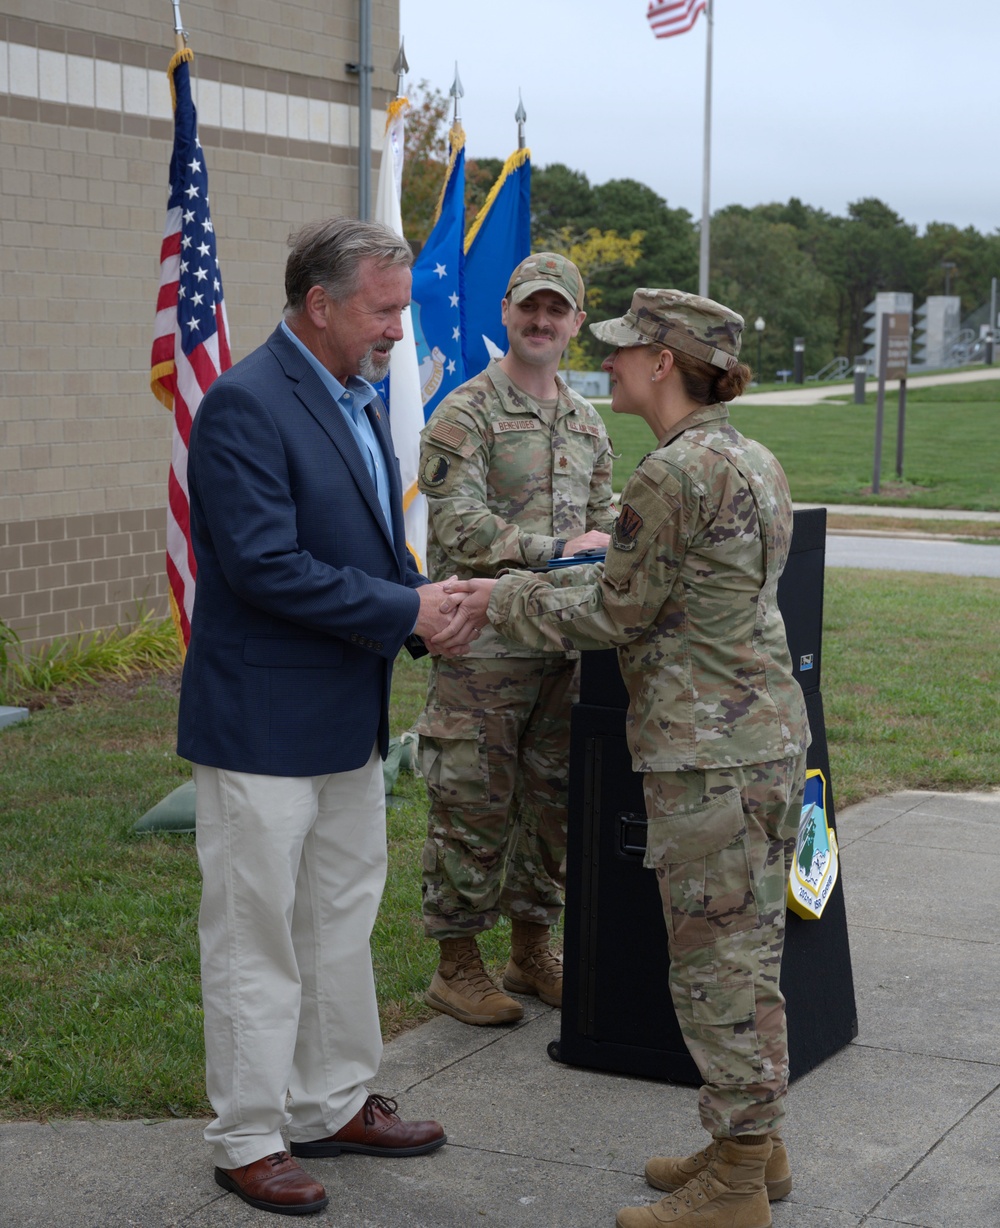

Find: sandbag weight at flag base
[150,46,231,652]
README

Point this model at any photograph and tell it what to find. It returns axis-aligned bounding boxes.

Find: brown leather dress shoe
[290,1093,447,1158]
[214,1150,328,1216]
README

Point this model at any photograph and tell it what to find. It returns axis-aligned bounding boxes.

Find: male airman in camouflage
[415,253,615,1026]
[439,289,811,1227]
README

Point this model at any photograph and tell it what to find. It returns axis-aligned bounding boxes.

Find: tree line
[401,86,1000,377]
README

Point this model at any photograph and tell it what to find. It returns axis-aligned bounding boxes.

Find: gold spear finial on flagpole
[171,0,188,53]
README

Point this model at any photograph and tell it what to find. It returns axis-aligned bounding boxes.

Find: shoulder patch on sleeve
[612,503,644,550]
[427,418,469,450]
[421,454,451,487]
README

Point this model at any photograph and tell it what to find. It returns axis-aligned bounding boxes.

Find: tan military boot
[616,1137,772,1228]
[425,937,523,1025]
[645,1132,791,1201]
[503,920,563,1006]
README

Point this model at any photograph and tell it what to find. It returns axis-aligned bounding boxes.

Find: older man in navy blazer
[177,217,470,1216]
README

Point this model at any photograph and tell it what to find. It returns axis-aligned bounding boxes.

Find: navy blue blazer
[176,326,426,777]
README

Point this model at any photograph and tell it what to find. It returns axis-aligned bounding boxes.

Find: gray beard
[360,342,393,382]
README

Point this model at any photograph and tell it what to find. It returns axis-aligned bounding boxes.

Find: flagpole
[170,0,187,53]
[698,0,713,297]
[357,0,373,219]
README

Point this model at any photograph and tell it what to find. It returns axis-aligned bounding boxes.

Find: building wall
[0,0,398,646]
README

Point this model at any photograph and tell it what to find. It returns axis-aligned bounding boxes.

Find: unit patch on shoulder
[428,419,468,450]
[612,503,644,551]
[494,418,541,432]
[422,454,451,487]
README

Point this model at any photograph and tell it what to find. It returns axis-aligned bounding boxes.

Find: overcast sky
[397,0,1000,235]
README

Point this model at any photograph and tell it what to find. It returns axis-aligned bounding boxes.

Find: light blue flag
[462,147,532,378]
[410,122,467,419]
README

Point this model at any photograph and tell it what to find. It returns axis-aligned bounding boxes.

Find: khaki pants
[194,751,386,1168]
[642,752,808,1137]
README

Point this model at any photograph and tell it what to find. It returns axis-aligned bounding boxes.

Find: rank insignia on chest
[558,456,568,468]
[422,454,451,487]
[612,503,643,550]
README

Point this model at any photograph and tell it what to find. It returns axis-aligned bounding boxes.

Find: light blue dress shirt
[280,320,394,544]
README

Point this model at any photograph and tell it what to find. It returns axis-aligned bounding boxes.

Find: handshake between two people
[413,576,498,657]
[412,531,609,656]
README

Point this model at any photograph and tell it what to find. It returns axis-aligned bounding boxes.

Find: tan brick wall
[0,508,169,640]
[0,0,401,647]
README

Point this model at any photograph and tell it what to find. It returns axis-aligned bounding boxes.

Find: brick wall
[0,0,399,646]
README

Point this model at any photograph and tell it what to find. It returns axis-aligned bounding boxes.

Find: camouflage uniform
[415,358,614,938]
[489,401,809,1136]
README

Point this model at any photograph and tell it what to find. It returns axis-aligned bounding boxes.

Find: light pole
[754,316,765,384]
[941,261,956,297]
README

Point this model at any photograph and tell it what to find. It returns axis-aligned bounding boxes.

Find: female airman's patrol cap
[590,288,744,371]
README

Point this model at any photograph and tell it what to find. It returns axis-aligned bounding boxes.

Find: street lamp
[754,316,765,383]
[941,261,957,297]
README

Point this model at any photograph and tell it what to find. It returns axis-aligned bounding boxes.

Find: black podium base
[556,689,857,1085]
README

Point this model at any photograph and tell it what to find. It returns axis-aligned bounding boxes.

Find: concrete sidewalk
[735,365,1000,407]
[793,501,1000,525]
[3,790,999,1228]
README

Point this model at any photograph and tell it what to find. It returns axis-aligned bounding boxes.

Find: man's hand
[563,529,610,557]
[428,576,496,656]
[414,578,480,656]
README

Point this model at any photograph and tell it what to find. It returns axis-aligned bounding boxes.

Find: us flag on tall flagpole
[150,47,231,651]
[647,0,706,38]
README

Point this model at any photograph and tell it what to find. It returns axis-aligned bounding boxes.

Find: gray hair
[283,216,413,315]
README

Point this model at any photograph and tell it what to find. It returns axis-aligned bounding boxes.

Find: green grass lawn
[1,566,998,1121]
[598,378,1000,511]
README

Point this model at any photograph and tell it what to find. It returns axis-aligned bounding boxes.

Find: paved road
[826,534,1000,577]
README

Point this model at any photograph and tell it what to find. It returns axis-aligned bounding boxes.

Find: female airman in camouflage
[440,289,810,1228]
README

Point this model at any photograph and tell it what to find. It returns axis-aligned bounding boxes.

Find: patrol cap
[505,252,585,310]
[590,288,744,371]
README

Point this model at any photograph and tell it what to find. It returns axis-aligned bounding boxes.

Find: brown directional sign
[883,313,911,380]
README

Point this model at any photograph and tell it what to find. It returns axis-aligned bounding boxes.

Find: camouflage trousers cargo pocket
[689,974,764,1086]
[414,707,488,807]
[643,776,759,950]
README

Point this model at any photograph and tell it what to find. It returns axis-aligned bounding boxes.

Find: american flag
[647,0,707,38]
[150,48,231,650]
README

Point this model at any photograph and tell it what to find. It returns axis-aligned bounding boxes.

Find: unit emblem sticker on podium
[788,769,840,920]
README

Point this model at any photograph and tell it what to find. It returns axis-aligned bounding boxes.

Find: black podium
[551,508,858,1084]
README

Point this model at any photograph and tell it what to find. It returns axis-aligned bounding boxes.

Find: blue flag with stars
[463,146,531,378]
[410,122,466,419]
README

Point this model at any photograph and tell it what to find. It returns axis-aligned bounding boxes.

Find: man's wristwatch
[551,539,567,560]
